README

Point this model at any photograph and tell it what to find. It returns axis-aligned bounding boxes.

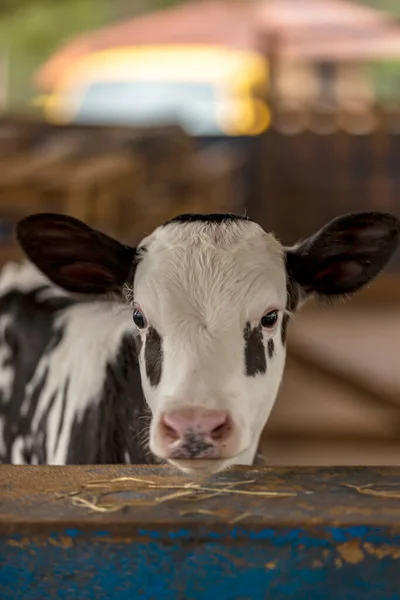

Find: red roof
[35,0,400,92]
[256,0,400,60]
[36,1,261,91]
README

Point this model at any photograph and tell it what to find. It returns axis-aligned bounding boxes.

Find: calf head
[17,211,400,475]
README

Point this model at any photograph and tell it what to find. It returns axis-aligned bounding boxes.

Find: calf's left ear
[286,211,400,297]
[17,213,137,294]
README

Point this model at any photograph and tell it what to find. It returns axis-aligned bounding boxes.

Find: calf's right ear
[17,213,137,294]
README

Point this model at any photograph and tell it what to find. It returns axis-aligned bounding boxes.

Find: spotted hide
[0,262,152,465]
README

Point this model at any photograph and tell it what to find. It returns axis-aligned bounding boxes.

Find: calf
[0,211,398,475]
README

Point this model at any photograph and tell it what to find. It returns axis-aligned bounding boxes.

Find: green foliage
[0,0,111,107]
[356,0,400,18]
[368,61,400,102]
[354,1,400,102]
[0,0,184,108]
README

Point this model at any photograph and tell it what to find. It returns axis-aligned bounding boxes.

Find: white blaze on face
[132,218,287,467]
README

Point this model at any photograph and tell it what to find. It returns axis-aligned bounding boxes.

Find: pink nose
[160,409,233,459]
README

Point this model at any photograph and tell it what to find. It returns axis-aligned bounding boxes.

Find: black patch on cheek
[144,326,163,387]
[243,322,267,377]
[267,338,275,359]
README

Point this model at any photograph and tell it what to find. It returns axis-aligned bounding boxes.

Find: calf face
[17,211,400,475]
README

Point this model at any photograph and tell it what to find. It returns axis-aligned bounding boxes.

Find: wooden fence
[0,117,246,265]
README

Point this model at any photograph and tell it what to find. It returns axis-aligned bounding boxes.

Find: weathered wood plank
[1,466,400,599]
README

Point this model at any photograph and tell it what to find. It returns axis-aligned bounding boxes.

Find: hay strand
[72,496,123,513]
[155,490,196,503]
[229,511,253,524]
[86,476,157,487]
[343,483,400,499]
[179,509,223,518]
[57,473,296,514]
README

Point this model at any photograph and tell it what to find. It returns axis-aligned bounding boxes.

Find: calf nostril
[210,418,231,442]
[161,419,180,441]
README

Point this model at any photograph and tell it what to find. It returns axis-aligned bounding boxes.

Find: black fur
[243,322,267,377]
[144,326,163,387]
[166,213,251,225]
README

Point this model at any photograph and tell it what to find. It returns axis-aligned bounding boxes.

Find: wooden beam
[2,465,400,598]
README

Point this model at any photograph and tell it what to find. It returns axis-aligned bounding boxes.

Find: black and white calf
[0,211,398,475]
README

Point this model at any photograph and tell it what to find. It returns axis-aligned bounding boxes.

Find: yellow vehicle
[41,45,271,137]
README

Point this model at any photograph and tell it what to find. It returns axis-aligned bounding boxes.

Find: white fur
[133,219,287,470]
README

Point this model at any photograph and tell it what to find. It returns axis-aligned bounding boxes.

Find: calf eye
[133,308,147,329]
[261,310,278,329]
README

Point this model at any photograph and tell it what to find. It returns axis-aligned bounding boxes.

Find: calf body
[0,262,151,465]
[0,211,398,475]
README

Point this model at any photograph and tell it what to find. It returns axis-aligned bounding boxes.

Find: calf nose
[160,409,233,459]
[163,409,230,440]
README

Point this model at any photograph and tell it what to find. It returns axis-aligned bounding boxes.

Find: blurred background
[0,0,399,465]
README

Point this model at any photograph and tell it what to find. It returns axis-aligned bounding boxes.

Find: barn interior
[1,2,400,598]
[0,0,398,466]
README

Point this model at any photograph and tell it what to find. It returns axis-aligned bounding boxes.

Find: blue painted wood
[1,466,400,600]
